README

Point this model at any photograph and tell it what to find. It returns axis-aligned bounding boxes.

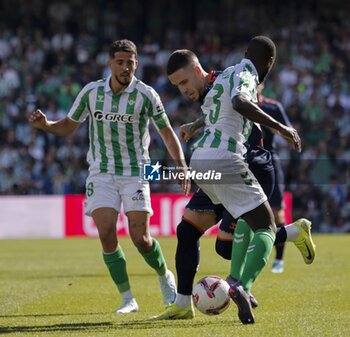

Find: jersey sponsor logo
[132,189,145,201]
[93,110,135,122]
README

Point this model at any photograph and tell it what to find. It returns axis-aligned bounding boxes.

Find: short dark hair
[166,49,199,75]
[109,39,137,58]
[246,36,276,62]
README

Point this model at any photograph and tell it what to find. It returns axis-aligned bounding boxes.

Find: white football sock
[285,224,300,241]
[175,293,192,308]
[121,289,134,301]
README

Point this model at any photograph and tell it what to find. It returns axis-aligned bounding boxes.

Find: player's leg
[215,211,236,260]
[152,190,221,320]
[269,157,286,272]
[217,215,259,309]
[122,178,176,307]
[85,174,137,314]
[127,209,178,306]
[228,157,275,280]
[93,207,138,313]
[239,201,276,291]
[271,207,286,273]
[225,201,276,324]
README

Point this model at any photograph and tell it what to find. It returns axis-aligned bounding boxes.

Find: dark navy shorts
[185,188,225,224]
[186,146,275,235]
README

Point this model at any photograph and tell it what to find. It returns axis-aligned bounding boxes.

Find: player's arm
[180,114,206,142]
[158,126,191,195]
[232,95,301,152]
[149,89,190,195]
[29,83,91,136]
[28,109,80,136]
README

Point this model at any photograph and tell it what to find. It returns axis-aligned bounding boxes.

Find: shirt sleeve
[148,88,170,129]
[67,83,92,123]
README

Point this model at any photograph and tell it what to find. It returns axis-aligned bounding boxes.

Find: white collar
[104,75,137,93]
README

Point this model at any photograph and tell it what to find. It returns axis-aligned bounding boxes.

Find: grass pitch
[0,235,349,337]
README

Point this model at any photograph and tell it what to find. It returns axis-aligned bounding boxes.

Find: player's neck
[110,77,127,94]
[203,71,210,85]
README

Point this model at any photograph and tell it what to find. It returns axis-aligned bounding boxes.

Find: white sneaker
[271,259,284,273]
[159,269,177,305]
[115,298,139,314]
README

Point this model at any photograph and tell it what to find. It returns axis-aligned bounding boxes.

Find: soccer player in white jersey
[28,39,190,314]
[189,36,302,324]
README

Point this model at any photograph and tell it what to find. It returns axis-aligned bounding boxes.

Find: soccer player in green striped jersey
[29,39,190,314]
[154,36,303,324]
[189,36,301,324]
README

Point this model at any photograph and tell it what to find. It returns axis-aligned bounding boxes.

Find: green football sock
[103,246,130,293]
[139,238,167,276]
[240,228,276,291]
[230,219,254,280]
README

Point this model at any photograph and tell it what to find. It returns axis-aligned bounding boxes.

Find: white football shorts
[190,148,267,219]
[84,173,153,216]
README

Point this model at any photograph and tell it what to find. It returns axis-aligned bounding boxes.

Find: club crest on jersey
[93,110,135,122]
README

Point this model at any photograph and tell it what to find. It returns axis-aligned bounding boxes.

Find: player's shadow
[0,318,238,334]
[0,322,113,334]
[113,318,237,330]
[0,312,109,318]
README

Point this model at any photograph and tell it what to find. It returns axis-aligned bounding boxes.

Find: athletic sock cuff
[103,247,124,264]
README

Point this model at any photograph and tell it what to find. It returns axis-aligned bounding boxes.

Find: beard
[115,74,132,86]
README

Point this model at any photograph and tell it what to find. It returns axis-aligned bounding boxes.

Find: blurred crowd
[0,0,349,232]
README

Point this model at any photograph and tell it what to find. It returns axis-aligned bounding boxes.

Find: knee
[132,234,152,252]
[97,226,115,243]
[215,239,232,260]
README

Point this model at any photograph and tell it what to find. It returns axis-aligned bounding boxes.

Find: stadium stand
[0,0,349,232]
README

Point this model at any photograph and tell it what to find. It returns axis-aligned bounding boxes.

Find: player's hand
[278,125,302,152]
[180,123,195,142]
[28,109,48,130]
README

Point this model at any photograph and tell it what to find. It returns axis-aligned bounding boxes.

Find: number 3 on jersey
[209,83,224,124]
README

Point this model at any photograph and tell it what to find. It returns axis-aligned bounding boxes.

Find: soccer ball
[192,275,231,315]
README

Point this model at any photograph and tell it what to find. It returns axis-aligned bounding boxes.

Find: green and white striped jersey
[194,58,259,156]
[68,75,170,176]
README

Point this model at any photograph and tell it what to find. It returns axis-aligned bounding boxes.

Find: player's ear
[194,65,202,76]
